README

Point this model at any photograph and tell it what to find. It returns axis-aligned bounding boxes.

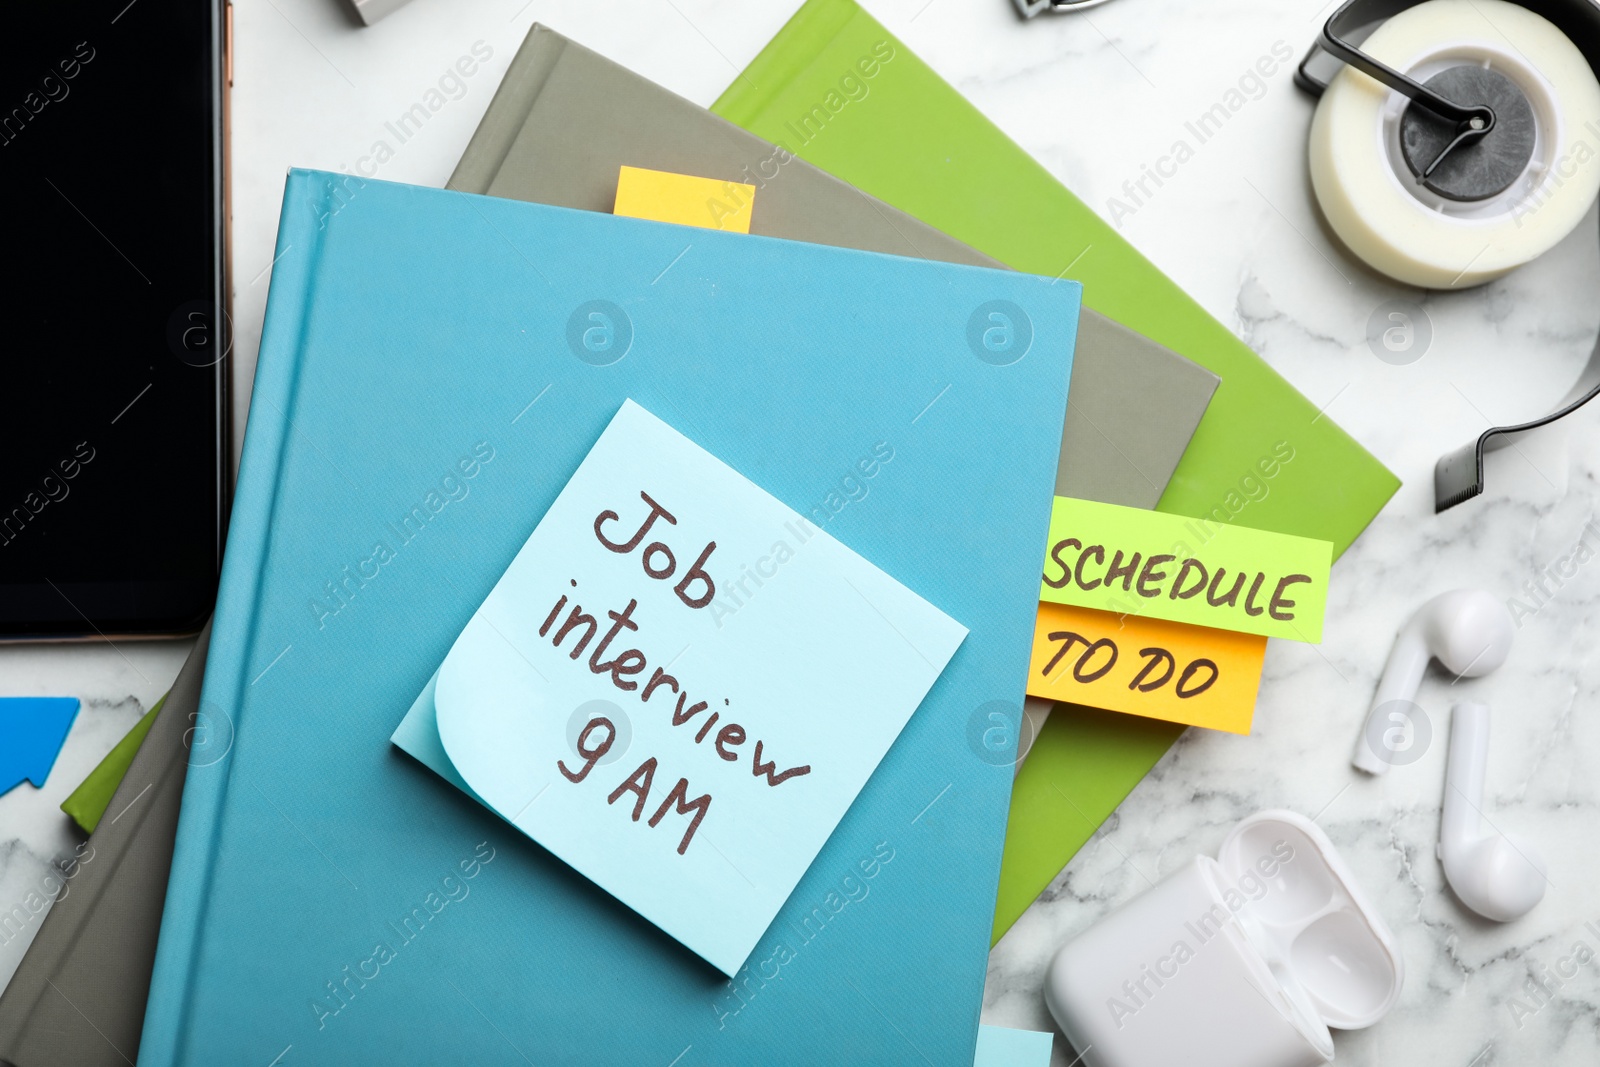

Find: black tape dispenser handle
[1433,336,1600,510]
[1299,0,1497,172]
[1296,0,1600,511]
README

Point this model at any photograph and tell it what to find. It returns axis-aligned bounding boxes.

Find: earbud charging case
[1044,810,1403,1067]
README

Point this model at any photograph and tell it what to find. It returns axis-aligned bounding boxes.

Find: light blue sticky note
[408,400,966,976]
[975,1024,1056,1066]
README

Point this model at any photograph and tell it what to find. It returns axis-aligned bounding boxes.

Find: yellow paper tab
[1039,497,1333,642]
[614,165,755,233]
[1027,603,1266,734]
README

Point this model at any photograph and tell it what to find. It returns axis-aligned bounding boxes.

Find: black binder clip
[1012,0,1120,17]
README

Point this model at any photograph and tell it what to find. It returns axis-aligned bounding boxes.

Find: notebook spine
[138,170,335,1065]
[711,0,858,126]
[446,25,566,193]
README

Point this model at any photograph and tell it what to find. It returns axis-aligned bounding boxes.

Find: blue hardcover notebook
[141,169,1079,1066]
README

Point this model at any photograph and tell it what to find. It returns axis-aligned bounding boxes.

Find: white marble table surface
[3,0,1598,1063]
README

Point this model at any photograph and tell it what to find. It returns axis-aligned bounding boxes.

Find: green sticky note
[60,695,163,834]
[1041,497,1332,642]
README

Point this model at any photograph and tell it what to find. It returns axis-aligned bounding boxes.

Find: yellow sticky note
[1040,497,1333,642]
[1027,603,1266,734]
[614,165,755,233]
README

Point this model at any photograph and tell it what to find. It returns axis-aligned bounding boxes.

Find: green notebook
[712,0,1400,941]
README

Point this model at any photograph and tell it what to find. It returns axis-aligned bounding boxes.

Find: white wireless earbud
[1440,702,1546,922]
[1353,589,1514,774]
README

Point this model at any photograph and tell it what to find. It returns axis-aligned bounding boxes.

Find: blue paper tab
[975,1024,1055,1066]
[0,696,80,796]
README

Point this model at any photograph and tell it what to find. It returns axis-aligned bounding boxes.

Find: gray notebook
[448,24,1218,509]
[0,624,208,1067]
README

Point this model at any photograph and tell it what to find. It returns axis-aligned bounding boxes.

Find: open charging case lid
[1215,809,1404,1032]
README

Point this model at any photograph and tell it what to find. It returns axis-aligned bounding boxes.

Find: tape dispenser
[1297,0,1600,510]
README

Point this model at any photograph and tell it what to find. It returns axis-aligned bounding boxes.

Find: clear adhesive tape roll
[1310,0,1600,288]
